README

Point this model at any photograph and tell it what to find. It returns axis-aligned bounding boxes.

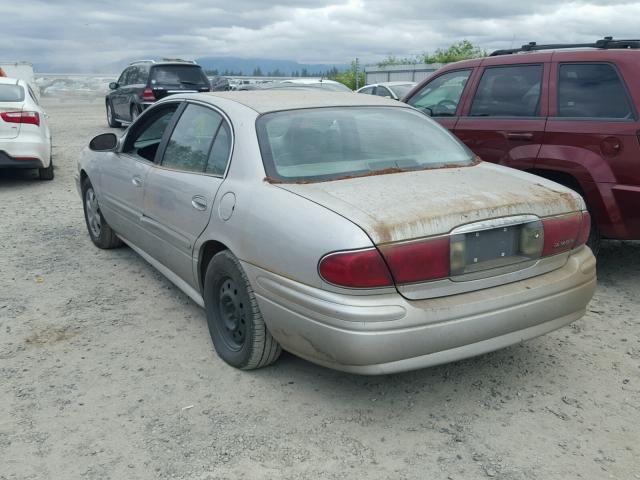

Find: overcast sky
[2,0,638,70]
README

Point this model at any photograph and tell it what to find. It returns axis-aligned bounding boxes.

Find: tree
[377,40,486,67]
[252,67,263,76]
[423,40,487,64]
[327,59,365,91]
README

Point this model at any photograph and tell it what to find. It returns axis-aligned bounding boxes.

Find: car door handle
[191,196,207,211]
[131,176,143,187]
[506,132,534,140]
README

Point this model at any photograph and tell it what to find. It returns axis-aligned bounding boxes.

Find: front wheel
[203,250,281,370]
[106,101,121,128]
[82,178,122,249]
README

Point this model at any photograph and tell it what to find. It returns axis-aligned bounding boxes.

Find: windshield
[389,84,414,98]
[257,106,474,183]
[0,84,25,102]
[150,65,209,86]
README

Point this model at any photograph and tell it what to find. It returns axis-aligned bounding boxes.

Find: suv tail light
[1,111,40,126]
[542,211,590,256]
[141,88,156,101]
[319,248,393,288]
[379,237,450,284]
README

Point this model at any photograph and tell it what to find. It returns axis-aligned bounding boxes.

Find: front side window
[470,64,543,117]
[558,63,634,119]
[257,106,473,183]
[123,104,179,161]
[374,86,392,98]
[359,86,374,95]
[162,104,223,173]
[407,69,471,116]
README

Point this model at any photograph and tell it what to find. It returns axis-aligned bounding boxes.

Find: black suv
[106,60,210,127]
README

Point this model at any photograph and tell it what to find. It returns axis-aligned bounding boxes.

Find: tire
[39,150,54,180]
[586,214,601,256]
[130,104,139,123]
[106,101,121,128]
[203,250,281,370]
[81,178,122,249]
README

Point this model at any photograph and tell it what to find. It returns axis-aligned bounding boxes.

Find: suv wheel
[106,101,121,128]
[39,153,54,180]
[130,105,140,123]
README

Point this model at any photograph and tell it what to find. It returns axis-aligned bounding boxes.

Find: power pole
[355,57,360,90]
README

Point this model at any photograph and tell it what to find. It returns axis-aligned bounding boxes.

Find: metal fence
[364,63,444,85]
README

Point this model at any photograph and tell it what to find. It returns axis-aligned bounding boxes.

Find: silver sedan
[75,91,596,374]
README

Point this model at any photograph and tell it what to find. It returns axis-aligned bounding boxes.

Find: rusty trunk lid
[276,162,585,245]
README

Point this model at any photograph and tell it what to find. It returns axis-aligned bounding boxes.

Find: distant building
[364,63,444,84]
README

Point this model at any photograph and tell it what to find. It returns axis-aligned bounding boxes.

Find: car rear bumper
[0,136,49,169]
[244,247,596,374]
[0,150,45,169]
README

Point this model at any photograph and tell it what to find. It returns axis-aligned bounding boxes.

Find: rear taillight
[0,111,40,126]
[319,248,393,288]
[379,236,450,284]
[142,88,156,101]
[576,211,591,247]
[542,211,589,256]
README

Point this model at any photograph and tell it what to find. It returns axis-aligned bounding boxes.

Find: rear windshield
[150,65,209,87]
[257,106,474,182]
[0,84,25,102]
[389,84,414,98]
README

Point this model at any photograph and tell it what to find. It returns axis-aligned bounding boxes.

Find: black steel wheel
[204,250,281,369]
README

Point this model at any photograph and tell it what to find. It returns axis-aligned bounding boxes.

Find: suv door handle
[191,196,207,211]
[506,132,534,140]
[132,176,143,187]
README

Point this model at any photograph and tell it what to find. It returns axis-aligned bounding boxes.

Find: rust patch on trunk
[264,159,480,185]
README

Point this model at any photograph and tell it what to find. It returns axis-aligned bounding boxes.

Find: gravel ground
[0,97,639,480]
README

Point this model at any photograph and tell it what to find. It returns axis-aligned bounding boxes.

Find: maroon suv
[404,38,640,252]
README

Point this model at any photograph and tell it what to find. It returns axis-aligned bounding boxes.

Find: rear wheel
[203,250,281,370]
[130,104,139,123]
[106,101,121,128]
[82,178,122,249]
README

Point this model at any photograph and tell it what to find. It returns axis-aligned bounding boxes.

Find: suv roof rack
[161,58,196,64]
[490,37,640,56]
[129,59,156,65]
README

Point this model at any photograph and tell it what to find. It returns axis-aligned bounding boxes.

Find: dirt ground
[0,97,639,480]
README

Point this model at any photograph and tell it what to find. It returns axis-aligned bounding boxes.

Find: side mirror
[108,82,118,90]
[89,133,118,152]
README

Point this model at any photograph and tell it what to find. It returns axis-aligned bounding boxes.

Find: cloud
[2,0,638,70]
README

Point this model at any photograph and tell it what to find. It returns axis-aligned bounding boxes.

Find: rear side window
[557,63,634,119]
[470,64,543,117]
[162,104,224,173]
[407,69,471,117]
[150,66,209,86]
[0,85,25,102]
[206,122,231,175]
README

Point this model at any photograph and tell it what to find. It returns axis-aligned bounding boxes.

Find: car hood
[275,162,585,244]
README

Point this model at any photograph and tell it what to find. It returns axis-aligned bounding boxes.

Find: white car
[357,81,417,100]
[0,77,53,179]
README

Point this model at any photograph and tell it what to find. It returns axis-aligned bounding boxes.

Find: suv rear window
[558,63,634,119]
[470,64,543,117]
[0,84,25,102]
[150,65,209,87]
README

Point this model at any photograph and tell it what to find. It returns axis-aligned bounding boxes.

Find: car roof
[0,77,21,85]
[177,90,412,113]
